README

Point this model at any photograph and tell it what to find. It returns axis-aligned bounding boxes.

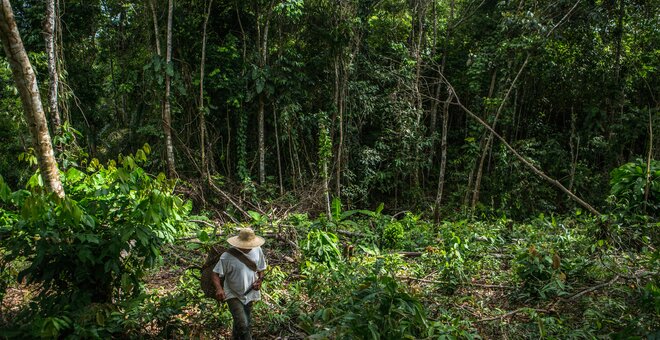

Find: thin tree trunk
[568,107,579,192]
[434,91,452,222]
[149,0,161,56]
[471,55,529,209]
[335,62,344,197]
[433,0,453,223]
[287,124,297,191]
[199,0,213,181]
[274,108,284,195]
[258,94,265,184]
[44,0,61,136]
[163,0,176,177]
[256,1,271,185]
[0,0,64,198]
[644,109,653,210]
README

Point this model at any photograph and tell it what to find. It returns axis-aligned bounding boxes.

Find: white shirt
[213,246,267,305]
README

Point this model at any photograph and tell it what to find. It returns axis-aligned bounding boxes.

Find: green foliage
[0,144,191,336]
[308,260,435,340]
[302,229,341,267]
[380,221,404,249]
[515,244,567,300]
[610,159,660,216]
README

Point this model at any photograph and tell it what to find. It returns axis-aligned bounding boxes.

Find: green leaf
[332,197,342,221]
[256,78,265,94]
[65,168,86,184]
[248,210,262,222]
[198,230,210,242]
[0,175,11,201]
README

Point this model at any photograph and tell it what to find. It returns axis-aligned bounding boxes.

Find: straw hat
[227,228,265,249]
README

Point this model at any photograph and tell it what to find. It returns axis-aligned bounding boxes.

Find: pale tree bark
[199,0,213,181]
[163,0,176,177]
[44,0,61,136]
[149,0,162,56]
[0,0,64,198]
[255,0,272,185]
[644,109,653,210]
[433,0,453,223]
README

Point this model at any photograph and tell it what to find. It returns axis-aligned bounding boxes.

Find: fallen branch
[398,252,423,258]
[188,219,217,229]
[476,308,552,322]
[563,275,620,301]
[398,276,516,290]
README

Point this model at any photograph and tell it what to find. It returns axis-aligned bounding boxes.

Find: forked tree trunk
[163,0,176,177]
[0,0,64,198]
[44,0,61,136]
[471,55,529,210]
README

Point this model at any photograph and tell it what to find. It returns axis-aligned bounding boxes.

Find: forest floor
[2,216,658,339]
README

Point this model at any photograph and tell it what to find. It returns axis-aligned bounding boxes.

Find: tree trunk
[149,0,161,56]
[163,0,176,178]
[0,0,64,198]
[199,0,213,181]
[433,0,453,223]
[274,108,284,195]
[255,1,271,185]
[258,94,266,184]
[434,91,452,223]
[44,0,61,136]
[644,109,653,210]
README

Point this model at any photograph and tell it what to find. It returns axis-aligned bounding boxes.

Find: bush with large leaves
[0,144,191,308]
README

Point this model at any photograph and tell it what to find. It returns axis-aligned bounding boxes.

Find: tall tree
[199,0,213,181]
[0,0,65,198]
[44,0,61,136]
[163,0,176,177]
[255,0,274,185]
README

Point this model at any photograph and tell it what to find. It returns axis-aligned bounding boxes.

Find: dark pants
[226,298,253,340]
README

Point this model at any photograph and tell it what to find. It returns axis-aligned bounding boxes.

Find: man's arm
[211,272,225,301]
[253,270,265,290]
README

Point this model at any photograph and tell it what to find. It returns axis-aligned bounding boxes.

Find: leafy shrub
[302,229,342,267]
[515,244,567,299]
[0,145,191,336]
[309,260,435,339]
[434,230,468,293]
[380,221,404,249]
[610,159,660,216]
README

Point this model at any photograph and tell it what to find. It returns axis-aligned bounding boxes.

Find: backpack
[200,244,225,299]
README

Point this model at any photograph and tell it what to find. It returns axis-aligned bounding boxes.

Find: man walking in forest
[211,228,267,340]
